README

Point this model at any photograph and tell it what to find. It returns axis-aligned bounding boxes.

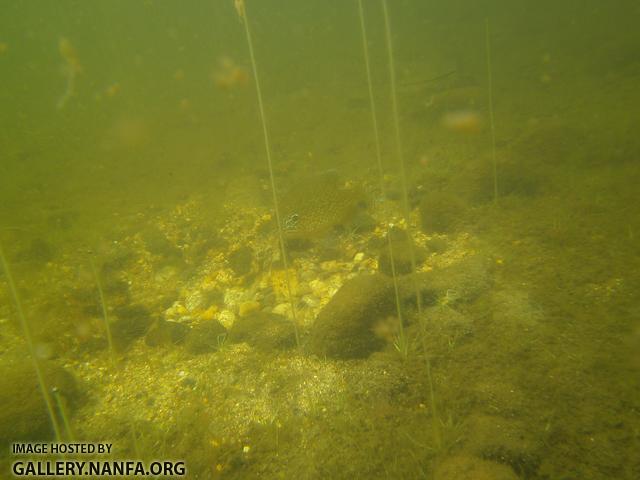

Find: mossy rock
[434,455,518,480]
[461,414,541,477]
[0,359,80,446]
[308,274,396,359]
[145,319,189,347]
[184,320,227,355]
[228,246,253,276]
[111,304,154,351]
[228,311,297,351]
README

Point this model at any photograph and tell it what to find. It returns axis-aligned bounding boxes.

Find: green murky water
[1,1,638,478]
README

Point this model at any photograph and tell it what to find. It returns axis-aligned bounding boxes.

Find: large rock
[228,312,297,351]
[308,274,396,359]
[0,358,79,446]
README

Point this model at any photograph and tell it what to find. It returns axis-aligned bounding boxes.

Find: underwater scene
[1,0,639,478]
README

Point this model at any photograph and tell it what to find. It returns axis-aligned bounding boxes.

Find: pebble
[217,309,236,329]
[272,303,293,317]
[238,301,261,317]
[309,279,328,298]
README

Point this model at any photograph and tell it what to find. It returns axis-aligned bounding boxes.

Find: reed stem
[357,0,407,356]
[0,241,62,442]
[90,256,115,366]
[485,18,498,203]
[381,0,441,448]
[235,1,300,348]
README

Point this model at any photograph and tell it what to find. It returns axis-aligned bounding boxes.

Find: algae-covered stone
[462,414,541,477]
[184,320,227,355]
[111,304,154,350]
[377,227,427,276]
[228,246,253,276]
[145,319,189,347]
[0,359,79,446]
[434,455,518,480]
[228,312,297,351]
[280,173,363,241]
[308,274,396,359]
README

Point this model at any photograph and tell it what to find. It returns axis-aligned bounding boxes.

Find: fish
[280,173,364,240]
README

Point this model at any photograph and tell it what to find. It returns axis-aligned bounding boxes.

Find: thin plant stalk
[0,241,62,442]
[381,0,441,448]
[357,0,407,357]
[234,0,300,349]
[485,18,498,203]
[381,0,422,315]
[90,256,115,366]
[53,388,74,441]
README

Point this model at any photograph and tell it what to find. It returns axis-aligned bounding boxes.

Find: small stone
[199,305,218,321]
[228,246,253,276]
[184,320,227,355]
[272,303,292,317]
[217,309,236,329]
[309,279,327,298]
[320,260,340,273]
[238,301,261,317]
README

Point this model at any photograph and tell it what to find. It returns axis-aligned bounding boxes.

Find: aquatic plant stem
[90,256,115,366]
[0,241,62,442]
[235,1,300,348]
[381,0,441,448]
[53,389,74,441]
[485,18,498,203]
[357,0,407,356]
[381,0,422,315]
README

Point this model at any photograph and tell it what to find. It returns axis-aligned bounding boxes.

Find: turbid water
[1,1,638,478]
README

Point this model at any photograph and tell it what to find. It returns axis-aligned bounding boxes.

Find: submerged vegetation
[1,0,639,478]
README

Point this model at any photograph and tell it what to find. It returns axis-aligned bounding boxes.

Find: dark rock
[424,236,448,254]
[145,319,189,347]
[0,359,80,446]
[308,265,477,359]
[462,414,541,477]
[349,211,377,233]
[184,320,227,355]
[141,227,183,261]
[228,246,253,276]
[13,238,55,265]
[228,312,297,351]
[308,274,396,359]
[111,304,154,350]
[100,251,136,277]
[377,227,427,276]
[102,278,130,299]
